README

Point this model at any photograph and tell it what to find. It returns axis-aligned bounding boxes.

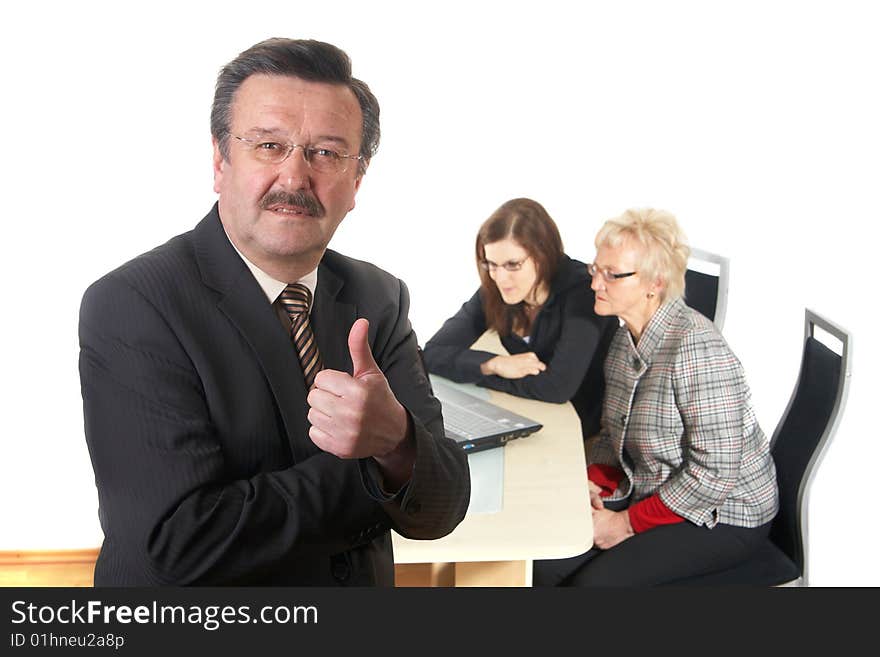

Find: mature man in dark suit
[78,38,470,585]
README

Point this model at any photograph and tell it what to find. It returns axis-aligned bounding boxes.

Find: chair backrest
[768,309,851,585]
[684,248,729,330]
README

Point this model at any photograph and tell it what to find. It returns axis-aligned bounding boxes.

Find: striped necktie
[279,283,322,389]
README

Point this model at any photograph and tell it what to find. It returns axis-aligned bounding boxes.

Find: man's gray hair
[210,38,380,176]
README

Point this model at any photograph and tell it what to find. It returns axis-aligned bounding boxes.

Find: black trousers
[533,503,771,587]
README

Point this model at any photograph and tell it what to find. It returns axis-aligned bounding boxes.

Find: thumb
[348,318,381,378]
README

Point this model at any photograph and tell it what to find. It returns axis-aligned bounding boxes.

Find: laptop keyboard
[442,403,507,437]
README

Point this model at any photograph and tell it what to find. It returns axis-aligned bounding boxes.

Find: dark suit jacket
[423,256,617,438]
[79,205,470,586]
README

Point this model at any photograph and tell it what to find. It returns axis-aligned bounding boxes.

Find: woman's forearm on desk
[423,292,492,381]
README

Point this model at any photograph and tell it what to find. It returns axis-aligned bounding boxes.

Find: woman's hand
[480,353,547,379]
[591,508,635,549]
[587,479,605,510]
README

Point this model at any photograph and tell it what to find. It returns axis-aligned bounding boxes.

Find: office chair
[684,248,730,330]
[668,308,851,586]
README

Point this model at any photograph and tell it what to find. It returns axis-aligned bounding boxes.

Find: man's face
[213,74,365,269]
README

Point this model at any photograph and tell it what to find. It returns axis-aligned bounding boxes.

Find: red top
[587,464,685,533]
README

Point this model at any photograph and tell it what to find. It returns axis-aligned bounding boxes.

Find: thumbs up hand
[307,319,414,484]
[347,315,384,381]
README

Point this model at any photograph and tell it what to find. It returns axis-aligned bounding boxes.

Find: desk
[393,331,593,586]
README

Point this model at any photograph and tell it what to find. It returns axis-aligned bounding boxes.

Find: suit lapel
[193,206,318,464]
[312,264,356,375]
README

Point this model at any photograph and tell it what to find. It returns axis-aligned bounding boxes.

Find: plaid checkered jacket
[590,298,778,528]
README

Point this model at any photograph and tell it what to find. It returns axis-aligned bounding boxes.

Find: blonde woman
[534,208,778,586]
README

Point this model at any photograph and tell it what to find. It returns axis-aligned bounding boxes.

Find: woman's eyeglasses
[587,263,637,282]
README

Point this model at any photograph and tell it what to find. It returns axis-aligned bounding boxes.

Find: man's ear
[212,138,225,194]
[348,161,368,212]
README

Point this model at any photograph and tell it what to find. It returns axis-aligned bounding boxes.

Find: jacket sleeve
[421,290,496,381]
[80,274,392,585]
[362,278,471,539]
[656,330,748,527]
[476,285,606,403]
[587,424,619,468]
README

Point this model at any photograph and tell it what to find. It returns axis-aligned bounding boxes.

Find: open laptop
[431,378,543,453]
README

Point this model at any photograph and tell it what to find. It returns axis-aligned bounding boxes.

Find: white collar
[225,232,318,309]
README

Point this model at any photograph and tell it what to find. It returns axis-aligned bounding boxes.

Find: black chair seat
[666,541,800,586]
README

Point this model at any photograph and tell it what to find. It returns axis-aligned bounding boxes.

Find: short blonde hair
[594,208,690,302]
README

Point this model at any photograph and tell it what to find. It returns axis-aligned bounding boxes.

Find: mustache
[259,189,325,217]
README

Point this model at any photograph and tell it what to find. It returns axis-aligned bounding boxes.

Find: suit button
[632,358,641,369]
[621,414,627,425]
[330,554,350,582]
[406,500,422,515]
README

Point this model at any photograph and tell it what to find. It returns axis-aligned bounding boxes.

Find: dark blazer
[422,256,617,438]
[79,205,470,586]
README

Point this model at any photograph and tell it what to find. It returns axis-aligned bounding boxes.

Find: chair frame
[771,308,852,586]
[687,247,730,331]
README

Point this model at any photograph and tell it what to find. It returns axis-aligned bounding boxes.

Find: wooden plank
[0,549,99,587]
[394,562,455,587]
[454,560,532,587]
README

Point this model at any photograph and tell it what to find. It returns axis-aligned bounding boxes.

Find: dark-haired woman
[422,198,616,438]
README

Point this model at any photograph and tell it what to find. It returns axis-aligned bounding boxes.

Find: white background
[1,1,876,585]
